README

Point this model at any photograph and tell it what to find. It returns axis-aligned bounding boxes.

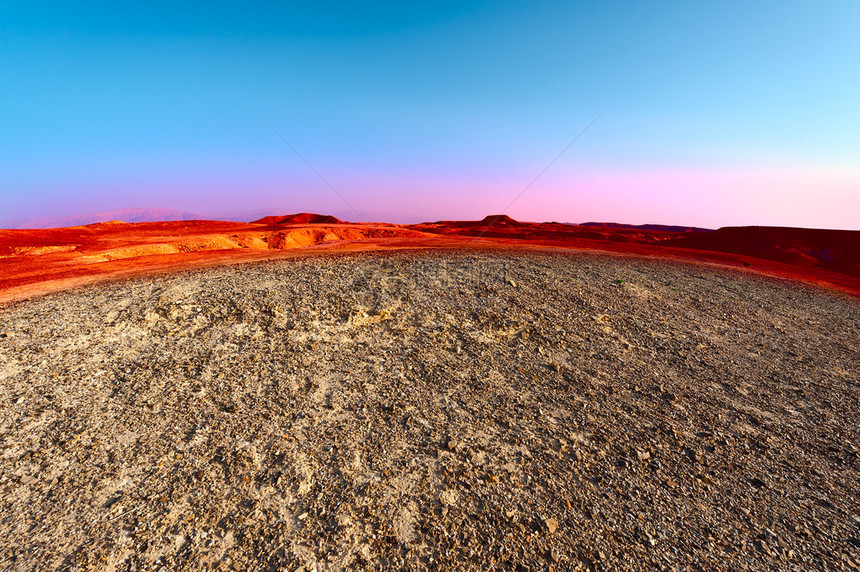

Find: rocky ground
[0,250,858,571]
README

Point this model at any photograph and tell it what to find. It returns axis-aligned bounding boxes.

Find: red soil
[1,215,858,304]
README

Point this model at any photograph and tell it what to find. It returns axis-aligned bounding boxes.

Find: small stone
[20,475,37,485]
[544,517,559,534]
[754,539,774,557]
[749,477,766,488]
[439,489,458,506]
[297,512,309,520]
[635,449,651,462]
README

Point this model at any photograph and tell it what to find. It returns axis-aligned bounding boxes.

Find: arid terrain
[1,214,859,304]
[1,249,859,571]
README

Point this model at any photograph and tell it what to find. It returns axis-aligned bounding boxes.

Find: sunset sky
[2,1,859,229]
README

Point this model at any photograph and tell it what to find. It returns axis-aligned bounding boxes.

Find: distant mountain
[426,214,524,227]
[12,207,206,229]
[579,222,714,233]
[479,214,522,226]
[252,213,345,225]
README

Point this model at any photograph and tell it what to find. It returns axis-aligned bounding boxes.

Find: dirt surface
[1,251,859,571]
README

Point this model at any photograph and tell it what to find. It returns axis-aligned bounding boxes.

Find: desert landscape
[1,216,859,570]
[1,214,858,305]
[6,1,859,569]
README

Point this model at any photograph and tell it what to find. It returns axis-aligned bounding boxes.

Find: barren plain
[1,250,858,570]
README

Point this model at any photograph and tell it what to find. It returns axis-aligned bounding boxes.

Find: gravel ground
[1,250,859,571]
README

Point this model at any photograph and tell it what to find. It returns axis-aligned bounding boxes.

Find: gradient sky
[2,1,859,229]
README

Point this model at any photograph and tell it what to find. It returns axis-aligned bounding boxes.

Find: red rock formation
[2,215,858,304]
[252,213,345,225]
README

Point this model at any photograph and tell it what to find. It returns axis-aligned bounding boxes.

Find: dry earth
[0,250,858,571]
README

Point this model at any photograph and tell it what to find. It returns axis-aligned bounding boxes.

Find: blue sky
[2,1,859,228]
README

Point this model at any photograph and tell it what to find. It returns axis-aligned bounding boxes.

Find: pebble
[754,539,775,557]
[439,490,459,506]
[544,517,559,534]
[749,477,766,488]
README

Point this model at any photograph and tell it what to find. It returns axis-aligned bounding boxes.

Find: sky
[2,1,859,229]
